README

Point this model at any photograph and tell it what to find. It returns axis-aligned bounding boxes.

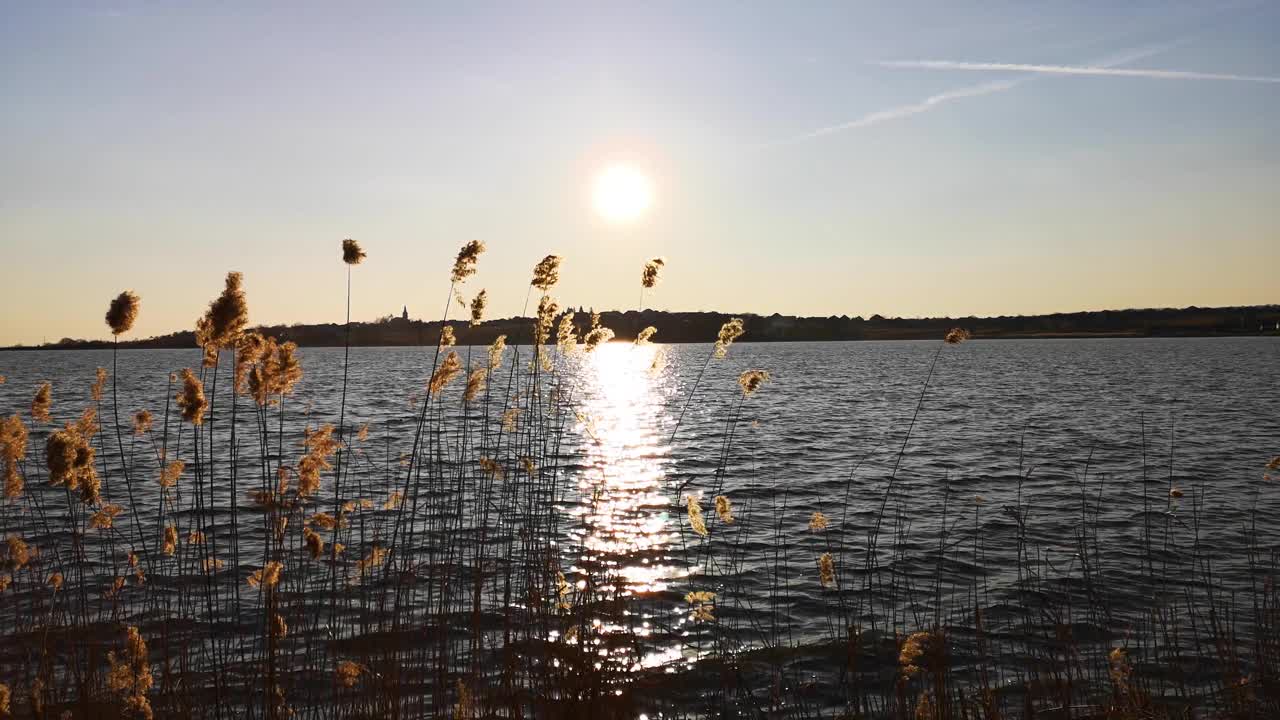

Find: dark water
[1,337,1278,714]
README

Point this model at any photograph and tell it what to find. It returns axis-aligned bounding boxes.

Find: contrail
[766,45,1169,147]
[782,79,1021,143]
[877,60,1280,84]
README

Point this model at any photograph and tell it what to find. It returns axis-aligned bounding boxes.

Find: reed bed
[0,242,1276,720]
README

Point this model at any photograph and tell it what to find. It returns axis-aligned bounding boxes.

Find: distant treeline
[11,304,1280,350]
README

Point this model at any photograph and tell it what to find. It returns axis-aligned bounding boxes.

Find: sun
[592,164,653,224]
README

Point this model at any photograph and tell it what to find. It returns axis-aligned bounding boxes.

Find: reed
[0,245,1274,720]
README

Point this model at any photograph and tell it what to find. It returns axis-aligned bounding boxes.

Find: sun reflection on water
[564,342,688,672]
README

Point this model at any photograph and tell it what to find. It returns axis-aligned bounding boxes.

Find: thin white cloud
[877,60,1280,84]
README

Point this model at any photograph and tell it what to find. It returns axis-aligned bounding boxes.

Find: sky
[1,1,1278,346]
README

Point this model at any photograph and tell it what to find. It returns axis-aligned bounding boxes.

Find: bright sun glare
[593,164,653,224]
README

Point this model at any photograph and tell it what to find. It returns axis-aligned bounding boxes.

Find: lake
[1,337,1277,717]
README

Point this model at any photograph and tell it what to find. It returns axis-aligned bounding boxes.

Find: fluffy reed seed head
[132,410,153,436]
[714,495,734,524]
[32,382,52,423]
[298,425,339,498]
[899,630,942,677]
[106,627,154,720]
[304,526,324,559]
[336,660,365,688]
[478,457,505,479]
[234,330,268,394]
[488,335,507,371]
[356,544,388,573]
[77,406,99,438]
[0,683,8,716]
[46,421,98,503]
[273,340,303,398]
[641,257,665,289]
[685,591,716,622]
[464,366,487,402]
[248,337,303,406]
[195,272,250,364]
[342,238,366,265]
[429,351,463,395]
[1,415,29,500]
[309,512,341,530]
[162,526,178,556]
[635,326,657,346]
[105,291,140,336]
[469,289,487,327]
[247,561,284,589]
[715,318,745,359]
[649,350,666,375]
[439,325,456,347]
[531,254,562,291]
[89,503,125,530]
[809,511,829,531]
[818,552,835,588]
[5,536,31,572]
[159,460,184,489]
[91,367,107,402]
[557,312,578,355]
[944,327,971,344]
[176,369,208,425]
[686,495,709,537]
[451,240,486,283]
[533,296,558,346]
[584,326,614,352]
[501,408,519,432]
[738,369,770,396]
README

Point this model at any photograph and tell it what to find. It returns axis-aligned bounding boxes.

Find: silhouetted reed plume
[0,415,27,499]
[531,254,562,291]
[429,352,463,394]
[469,289,487,327]
[737,369,769,396]
[176,368,208,425]
[105,290,140,336]
[195,272,250,364]
[715,317,745,359]
[641,256,665,289]
[31,383,51,423]
[342,238,366,265]
[450,240,486,283]
[534,296,558,346]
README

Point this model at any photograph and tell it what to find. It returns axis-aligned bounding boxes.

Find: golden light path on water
[561,342,690,674]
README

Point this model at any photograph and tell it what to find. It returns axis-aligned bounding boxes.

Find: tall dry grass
[0,241,1275,720]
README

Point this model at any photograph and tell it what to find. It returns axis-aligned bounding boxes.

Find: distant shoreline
[4,332,1280,352]
[4,304,1277,351]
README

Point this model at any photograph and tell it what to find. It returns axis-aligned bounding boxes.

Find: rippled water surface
[1,338,1277,715]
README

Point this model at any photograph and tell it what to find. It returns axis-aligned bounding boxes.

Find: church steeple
[402,305,408,321]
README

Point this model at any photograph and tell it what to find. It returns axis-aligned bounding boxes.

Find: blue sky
[1,1,1277,344]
